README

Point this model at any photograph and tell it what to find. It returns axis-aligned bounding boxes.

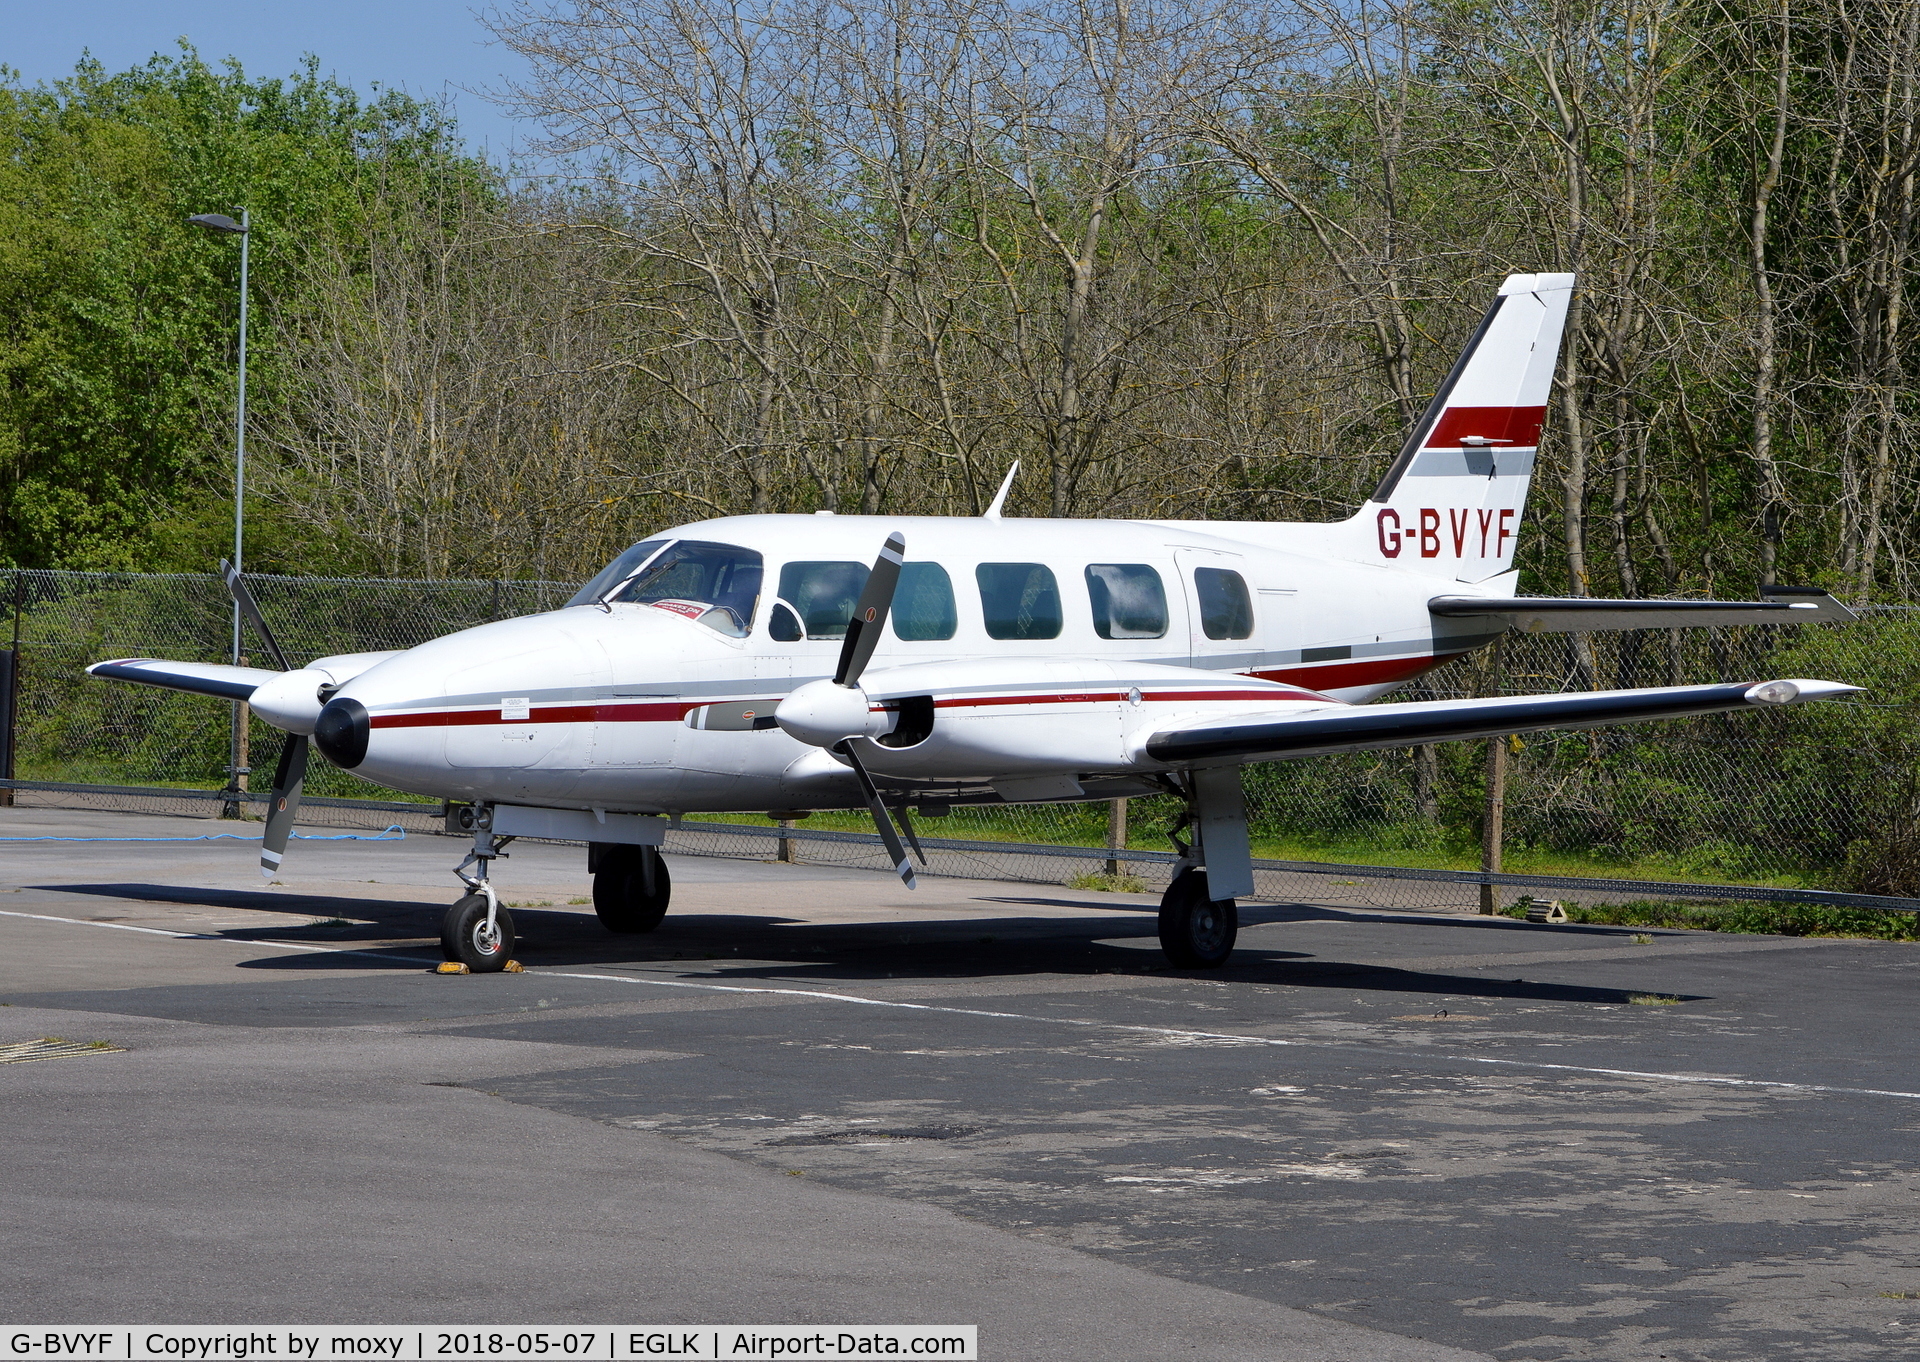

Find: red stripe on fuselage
[928,687,1320,711]
[1253,652,1465,691]
[370,700,697,729]
[364,659,1453,731]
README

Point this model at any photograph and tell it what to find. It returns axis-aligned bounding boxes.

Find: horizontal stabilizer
[1143,678,1859,766]
[1431,586,1855,632]
[87,658,278,702]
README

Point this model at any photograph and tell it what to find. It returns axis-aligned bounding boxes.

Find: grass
[1067,870,1148,893]
[1628,993,1682,1006]
[691,808,1833,892]
[1500,896,1920,942]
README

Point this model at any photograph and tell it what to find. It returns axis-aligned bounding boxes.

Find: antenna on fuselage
[983,462,1019,520]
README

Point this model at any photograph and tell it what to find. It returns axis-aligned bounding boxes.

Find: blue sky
[7,0,538,162]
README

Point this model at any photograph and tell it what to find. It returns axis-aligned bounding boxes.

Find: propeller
[221,559,306,879]
[774,532,924,888]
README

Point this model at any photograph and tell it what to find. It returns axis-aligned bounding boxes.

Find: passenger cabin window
[976,563,1062,640]
[1085,564,1168,639]
[609,540,763,637]
[567,538,669,608]
[893,563,957,640]
[777,561,869,639]
[1194,567,1254,640]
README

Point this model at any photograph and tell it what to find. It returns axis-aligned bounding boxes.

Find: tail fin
[1356,273,1574,582]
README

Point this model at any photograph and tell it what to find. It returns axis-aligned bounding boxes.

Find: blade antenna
[983,462,1019,520]
[220,559,292,671]
[836,741,917,889]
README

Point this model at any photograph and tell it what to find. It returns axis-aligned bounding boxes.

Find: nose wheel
[442,892,517,971]
[442,803,520,973]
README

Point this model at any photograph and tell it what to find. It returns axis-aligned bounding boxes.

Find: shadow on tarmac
[32,880,1708,1006]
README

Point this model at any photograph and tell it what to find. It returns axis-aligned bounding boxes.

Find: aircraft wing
[1430,586,1854,632]
[86,657,279,701]
[1141,678,1859,766]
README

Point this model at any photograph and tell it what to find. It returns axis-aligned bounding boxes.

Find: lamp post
[188,210,250,816]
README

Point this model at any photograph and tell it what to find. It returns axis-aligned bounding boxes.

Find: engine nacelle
[846,658,1322,781]
[247,652,399,735]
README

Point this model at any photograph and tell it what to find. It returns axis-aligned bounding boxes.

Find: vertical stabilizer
[1355,273,1574,582]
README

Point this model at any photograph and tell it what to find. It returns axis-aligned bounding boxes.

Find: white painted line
[527,967,1920,1103]
[0,906,442,966]
[10,905,1919,1103]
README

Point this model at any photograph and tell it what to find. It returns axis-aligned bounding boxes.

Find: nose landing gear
[443,803,519,973]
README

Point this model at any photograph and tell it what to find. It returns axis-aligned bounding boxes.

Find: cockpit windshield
[609,540,764,637]
[566,539,669,609]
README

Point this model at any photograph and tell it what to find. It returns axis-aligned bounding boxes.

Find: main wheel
[442,893,516,972]
[593,845,672,933]
[1158,867,1238,968]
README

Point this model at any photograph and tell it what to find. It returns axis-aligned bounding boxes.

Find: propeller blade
[259,734,308,880]
[893,801,928,866]
[220,559,292,671]
[833,532,906,688]
[836,740,917,889]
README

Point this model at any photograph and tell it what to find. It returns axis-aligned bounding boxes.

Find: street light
[188,210,250,815]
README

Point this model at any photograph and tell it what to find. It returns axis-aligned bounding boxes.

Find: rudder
[1356,273,1574,582]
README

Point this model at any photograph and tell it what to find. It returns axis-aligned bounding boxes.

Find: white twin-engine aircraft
[91,273,1860,971]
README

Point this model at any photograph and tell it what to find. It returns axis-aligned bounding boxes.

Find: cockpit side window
[610,540,764,637]
[777,561,870,639]
[566,539,669,608]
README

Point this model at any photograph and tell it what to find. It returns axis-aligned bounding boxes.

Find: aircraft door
[1172,548,1258,670]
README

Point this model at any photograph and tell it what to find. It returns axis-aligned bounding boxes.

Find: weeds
[1502,896,1920,941]
[1068,871,1149,894]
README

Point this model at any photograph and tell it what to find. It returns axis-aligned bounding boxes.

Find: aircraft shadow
[37,881,1709,1004]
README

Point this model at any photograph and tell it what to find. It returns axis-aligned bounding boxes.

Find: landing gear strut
[1155,767,1252,969]
[592,843,672,933]
[444,803,517,972]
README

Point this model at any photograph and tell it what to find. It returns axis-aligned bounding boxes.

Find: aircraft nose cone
[313,696,370,768]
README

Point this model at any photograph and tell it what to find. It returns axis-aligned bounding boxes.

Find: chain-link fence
[3,568,1915,901]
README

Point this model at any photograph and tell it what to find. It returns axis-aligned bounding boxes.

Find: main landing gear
[591,843,672,933]
[1158,866,1238,968]
[1153,767,1253,969]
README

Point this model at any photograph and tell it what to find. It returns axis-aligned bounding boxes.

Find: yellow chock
[436,961,470,975]
[502,960,525,973]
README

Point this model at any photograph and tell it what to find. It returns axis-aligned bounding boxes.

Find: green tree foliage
[0,47,487,571]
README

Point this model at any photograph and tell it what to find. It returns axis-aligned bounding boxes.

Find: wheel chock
[435,961,470,975]
[502,960,525,972]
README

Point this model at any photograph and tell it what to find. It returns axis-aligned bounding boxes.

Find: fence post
[1105,798,1128,877]
[2,571,21,808]
[0,646,15,808]
[1480,737,1506,914]
[1479,634,1508,914]
[777,818,797,863]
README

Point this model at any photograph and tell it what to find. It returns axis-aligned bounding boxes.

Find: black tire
[593,845,672,933]
[1158,867,1238,968]
[441,893,516,972]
